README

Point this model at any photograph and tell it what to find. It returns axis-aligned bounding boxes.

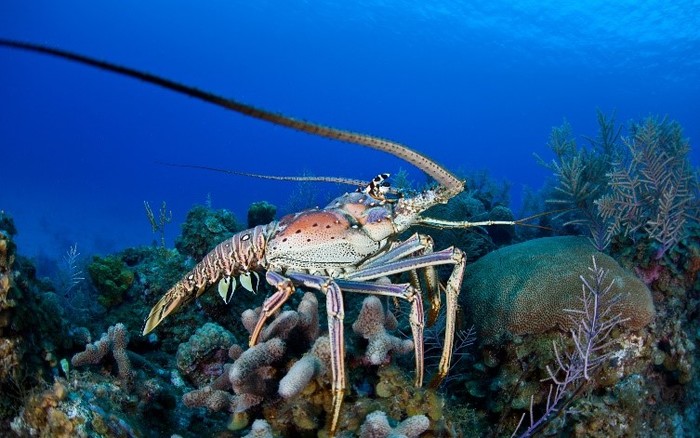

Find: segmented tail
[142,279,198,335]
[142,224,271,334]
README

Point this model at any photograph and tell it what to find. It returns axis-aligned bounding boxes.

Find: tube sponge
[352,296,413,365]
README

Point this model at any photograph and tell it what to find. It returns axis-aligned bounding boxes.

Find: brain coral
[461,236,655,343]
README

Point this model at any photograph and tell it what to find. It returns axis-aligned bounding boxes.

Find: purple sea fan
[514,256,627,438]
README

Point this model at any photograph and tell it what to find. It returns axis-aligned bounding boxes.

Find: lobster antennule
[160,162,369,187]
[0,38,464,198]
[160,163,402,198]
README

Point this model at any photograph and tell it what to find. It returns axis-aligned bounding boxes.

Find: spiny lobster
[0,39,528,435]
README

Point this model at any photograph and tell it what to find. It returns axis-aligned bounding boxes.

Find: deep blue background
[1,1,698,264]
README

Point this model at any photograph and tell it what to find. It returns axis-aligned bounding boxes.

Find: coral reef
[247,201,277,228]
[176,322,236,387]
[179,290,451,435]
[358,410,429,438]
[87,255,135,308]
[0,215,73,432]
[454,214,698,437]
[10,376,153,437]
[352,296,414,366]
[0,227,19,383]
[3,111,698,437]
[11,381,88,438]
[175,205,242,260]
[526,113,699,436]
[461,236,655,343]
[71,323,133,385]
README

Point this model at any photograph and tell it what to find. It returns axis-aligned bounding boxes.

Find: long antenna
[0,39,464,198]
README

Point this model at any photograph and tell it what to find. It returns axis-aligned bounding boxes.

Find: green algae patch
[88,255,134,308]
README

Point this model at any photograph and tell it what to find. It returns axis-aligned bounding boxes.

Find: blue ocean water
[0,0,698,266]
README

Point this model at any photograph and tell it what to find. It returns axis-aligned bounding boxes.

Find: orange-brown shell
[264,193,396,272]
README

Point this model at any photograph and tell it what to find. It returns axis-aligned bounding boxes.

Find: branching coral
[596,116,697,257]
[229,338,286,401]
[539,113,697,256]
[183,336,287,420]
[71,323,133,384]
[536,111,619,249]
[143,200,172,248]
[180,288,447,435]
[352,296,414,366]
[183,385,235,412]
[182,297,308,425]
[513,257,627,437]
[278,335,330,399]
[358,410,429,438]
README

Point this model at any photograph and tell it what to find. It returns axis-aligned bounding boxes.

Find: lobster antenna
[0,39,464,198]
[160,162,369,187]
[162,163,402,199]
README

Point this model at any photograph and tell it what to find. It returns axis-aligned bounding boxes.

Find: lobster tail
[141,225,271,335]
[0,39,464,198]
[142,279,199,335]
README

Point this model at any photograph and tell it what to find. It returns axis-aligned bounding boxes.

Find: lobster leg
[345,246,465,388]
[335,279,425,387]
[431,247,465,387]
[360,233,428,268]
[361,233,442,326]
[249,271,296,346]
[325,281,345,437]
[410,238,441,327]
[285,273,346,436]
[422,263,442,327]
